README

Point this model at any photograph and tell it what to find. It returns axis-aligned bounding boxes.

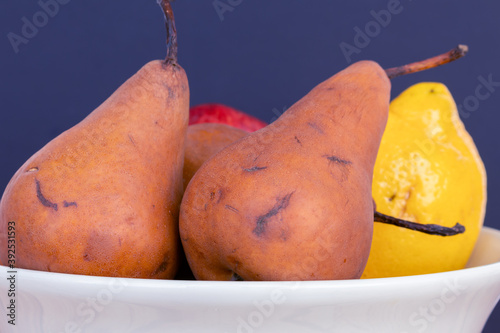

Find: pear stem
[158,0,178,65]
[385,45,468,79]
[374,211,465,236]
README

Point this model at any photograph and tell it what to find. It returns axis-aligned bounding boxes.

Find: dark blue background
[1,0,499,331]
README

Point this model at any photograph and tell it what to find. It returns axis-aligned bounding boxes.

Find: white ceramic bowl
[1,227,500,333]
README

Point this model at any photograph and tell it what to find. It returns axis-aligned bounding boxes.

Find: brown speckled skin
[0,60,189,279]
[183,123,248,191]
[180,61,390,281]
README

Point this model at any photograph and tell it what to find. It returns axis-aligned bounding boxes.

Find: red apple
[189,104,267,132]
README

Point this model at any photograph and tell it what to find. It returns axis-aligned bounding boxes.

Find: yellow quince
[362,82,487,278]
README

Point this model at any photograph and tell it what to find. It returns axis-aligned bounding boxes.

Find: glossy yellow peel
[362,82,487,279]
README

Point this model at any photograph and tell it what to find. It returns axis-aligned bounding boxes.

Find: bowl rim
[1,226,499,291]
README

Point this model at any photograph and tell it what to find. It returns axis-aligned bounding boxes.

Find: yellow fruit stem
[374,211,465,236]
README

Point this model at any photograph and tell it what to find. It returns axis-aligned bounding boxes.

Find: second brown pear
[179,61,391,281]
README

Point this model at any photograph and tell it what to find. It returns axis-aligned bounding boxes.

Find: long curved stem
[158,0,178,65]
[385,45,468,79]
[374,211,465,236]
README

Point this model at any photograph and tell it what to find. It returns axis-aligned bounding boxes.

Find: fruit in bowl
[363,82,487,278]
[183,123,248,191]
[0,0,189,279]
[189,103,267,132]
[181,59,391,281]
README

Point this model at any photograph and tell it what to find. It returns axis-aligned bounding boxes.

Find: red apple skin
[189,104,267,132]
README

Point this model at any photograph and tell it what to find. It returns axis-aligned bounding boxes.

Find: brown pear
[0,1,188,279]
[180,61,389,281]
[183,123,248,191]
[175,123,248,280]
